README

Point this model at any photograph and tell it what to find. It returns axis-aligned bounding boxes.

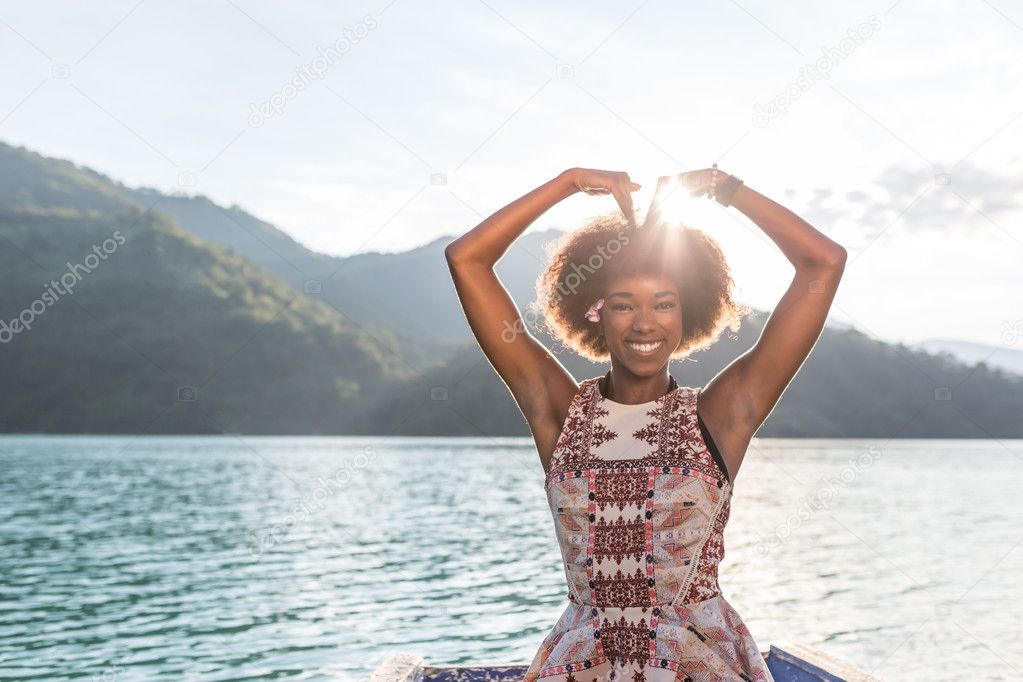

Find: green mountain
[2,140,1020,437]
[0,206,411,434]
[120,191,557,349]
[0,141,547,350]
[364,312,1023,439]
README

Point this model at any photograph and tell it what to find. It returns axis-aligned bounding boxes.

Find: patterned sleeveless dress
[524,373,774,682]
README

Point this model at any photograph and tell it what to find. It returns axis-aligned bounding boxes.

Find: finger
[625,192,638,228]
[619,172,641,193]
[622,191,637,228]
[612,183,637,228]
[649,176,674,221]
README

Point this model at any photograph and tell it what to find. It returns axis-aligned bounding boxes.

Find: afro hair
[531,208,750,363]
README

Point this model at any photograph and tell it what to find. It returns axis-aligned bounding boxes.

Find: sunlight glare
[638,174,717,231]
[632,173,780,315]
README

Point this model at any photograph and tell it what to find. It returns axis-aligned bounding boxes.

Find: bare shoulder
[527,368,580,475]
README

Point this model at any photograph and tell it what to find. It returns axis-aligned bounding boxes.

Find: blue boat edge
[369,641,883,681]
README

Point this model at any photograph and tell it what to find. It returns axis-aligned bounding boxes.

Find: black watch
[716,174,744,207]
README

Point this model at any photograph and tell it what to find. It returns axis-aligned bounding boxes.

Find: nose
[632,307,657,332]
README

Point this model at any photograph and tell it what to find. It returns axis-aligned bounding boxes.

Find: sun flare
[638,174,716,229]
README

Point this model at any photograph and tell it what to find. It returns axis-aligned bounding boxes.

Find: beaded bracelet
[707,163,744,207]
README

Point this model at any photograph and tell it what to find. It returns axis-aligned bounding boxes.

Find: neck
[601,369,676,404]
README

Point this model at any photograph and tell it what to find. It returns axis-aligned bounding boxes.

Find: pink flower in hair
[584,298,604,322]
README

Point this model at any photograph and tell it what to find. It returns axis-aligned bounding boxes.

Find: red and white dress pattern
[525,376,773,682]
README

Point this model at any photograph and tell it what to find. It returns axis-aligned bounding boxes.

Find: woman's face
[600,273,683,373]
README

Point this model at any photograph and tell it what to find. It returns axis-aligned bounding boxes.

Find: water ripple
[1,435,1021,680]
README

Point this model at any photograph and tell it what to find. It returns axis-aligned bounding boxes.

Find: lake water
[1,435,1021,681]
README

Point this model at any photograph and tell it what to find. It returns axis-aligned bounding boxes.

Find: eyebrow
[606,291,678,299]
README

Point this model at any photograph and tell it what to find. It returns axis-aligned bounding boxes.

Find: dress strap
[695,388,732,485]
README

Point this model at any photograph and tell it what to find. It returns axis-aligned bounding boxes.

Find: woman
[444,167,846,681]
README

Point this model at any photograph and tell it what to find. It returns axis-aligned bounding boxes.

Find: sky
[1,0,1021,349]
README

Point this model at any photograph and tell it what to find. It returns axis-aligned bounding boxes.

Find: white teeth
[627,341,663,353]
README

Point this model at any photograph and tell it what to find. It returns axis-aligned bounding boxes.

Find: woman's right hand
[569,168,641,228]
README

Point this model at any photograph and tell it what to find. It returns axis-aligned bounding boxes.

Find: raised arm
[728,181,847,416]
[678,170,847,479]
[444,168,639,465]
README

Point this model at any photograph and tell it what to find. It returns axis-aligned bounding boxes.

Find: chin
[616,354,667,372]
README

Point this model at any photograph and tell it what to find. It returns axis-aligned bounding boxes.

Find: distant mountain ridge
[0,142,558,344]
[913,339,1023,376]
[2,140,1021,437]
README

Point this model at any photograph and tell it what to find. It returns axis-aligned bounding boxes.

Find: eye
[611,302,675,312]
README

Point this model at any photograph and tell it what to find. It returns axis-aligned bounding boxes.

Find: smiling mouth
[626,340,664,355]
